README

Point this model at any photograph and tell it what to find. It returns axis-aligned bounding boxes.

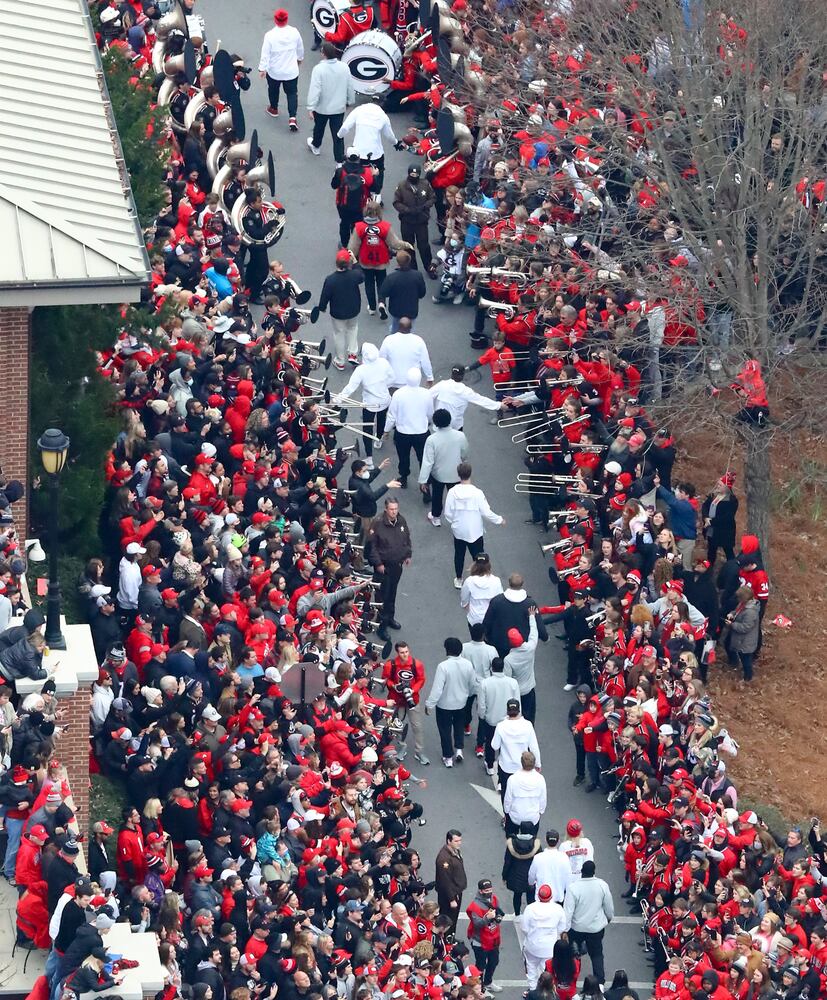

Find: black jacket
[318,266,365,320]
[482,591,549,657]
[348,469,389,518]
[379,267,427,319]
[0,636,46,682]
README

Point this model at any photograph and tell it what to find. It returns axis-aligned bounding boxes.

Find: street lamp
[37,428,70,650]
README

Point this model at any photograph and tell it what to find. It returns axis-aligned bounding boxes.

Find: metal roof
[0,0,151,303]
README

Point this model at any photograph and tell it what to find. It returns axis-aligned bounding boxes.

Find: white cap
[346,146,359,158]
[361,747,378,763]
[659,724,675,736]
[202,705,222,722]
[201,442,217,458]
[225,513,239,525]
[126,542,146,555]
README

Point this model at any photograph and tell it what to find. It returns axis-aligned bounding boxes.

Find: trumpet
[546,511,583,525]
[538,538,573,556]
[465,205,498,225]
[296,351,333,370]
[282,277,312,305]
[478,297,515,319]
[294,337,327,355]
[586,609,607,626]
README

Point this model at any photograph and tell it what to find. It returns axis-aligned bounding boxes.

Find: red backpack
[354,220,391,267]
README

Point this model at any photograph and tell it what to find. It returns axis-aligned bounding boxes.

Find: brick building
[0,0,151,820]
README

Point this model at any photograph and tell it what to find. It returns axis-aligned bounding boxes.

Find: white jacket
[338,103,397,160]
[380,331,433,386]
[460,574,503,625]
[503,768,547,824]
[258,24,304,80]
[336,343,393,412]
[477,673,520,726]
[385,367,433,434]
[521,898,567,958]
[429,379,500,428]
[491,716,541,771]
[443,482,503,543]
[528,848,575,903]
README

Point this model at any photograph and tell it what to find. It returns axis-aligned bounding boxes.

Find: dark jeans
[586,751,602,788]
[362,406,387,458]
[266,74,298,117]
[521,687,536,724]
[360,154,385,193]
[393,429,428,479]
[400,219,433,270]
[471,946,500,986]
[569,928,605,984]
[453,535,484,579]
[738,651,754,681]
[337,208,362,249]
[573,736,585,780]
[375,561,403,622]
[497,766,514,805]
[430,478,454,518]
[512,887,535,915]
[479,718,495,768]
[435,705,465,758]
[311,111,344,161]
[363,268,386,311]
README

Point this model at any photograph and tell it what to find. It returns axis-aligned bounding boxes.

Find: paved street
[196,0,653,988]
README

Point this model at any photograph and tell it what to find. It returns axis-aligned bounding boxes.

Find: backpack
[336,168,366,213]
[355,220,391,267]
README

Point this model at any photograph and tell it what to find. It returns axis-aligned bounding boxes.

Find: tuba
[230,137,285,247]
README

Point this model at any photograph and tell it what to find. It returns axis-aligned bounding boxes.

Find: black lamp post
[37,428,70,651]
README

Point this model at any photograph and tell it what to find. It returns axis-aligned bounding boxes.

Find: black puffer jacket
[0,635,46,682]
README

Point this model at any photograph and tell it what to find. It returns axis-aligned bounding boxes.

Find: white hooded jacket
[385,367,433,434]
[337,343,394,412]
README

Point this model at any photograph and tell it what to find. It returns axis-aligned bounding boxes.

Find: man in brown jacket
[435,828,467,929]
[367,497,412,641]
[393,165,436,275]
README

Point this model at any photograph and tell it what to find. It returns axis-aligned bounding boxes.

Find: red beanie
[507,628,523,648]
[740,534,760,554]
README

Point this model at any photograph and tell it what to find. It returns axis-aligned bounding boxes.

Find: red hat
[336,249,351,264]
[142,564,160,578]
[609,495,626,511]
[29,823,49,842]
[665,579,684,595]
[281,440,298,453]
[507,627,523,648]
[161,588,178,602]
[309,576,325,591]
[280,613,297,627]
[740,534,760,554]
[194,453,214,465]
[640,644,657,659]
[739,810,758,826]
[566,818,583,837]
[11,765,28,784]
[147,832,164,845]
[242,460,256,475]
[220,604,237,618]
[207,394,226,408]
[150,642,168,657]
[274,7,289,22]
[242,953,258,966]
[626,569,642,583]
[193,863,214,878]
[145,496,163,510]
[191,509,208,525]
[720,471,736,488]
[629,432,646,448]
[281,959,298,974]
[231,798,253,813]
[252,512,273,526]
[480,227,496,240]
[537,156,551,167]
[537,884,553,901]
[617,472,633,488]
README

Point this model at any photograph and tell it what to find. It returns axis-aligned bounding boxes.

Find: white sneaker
[454,749,464,762]
[306,137,320,155]
[364,458,374,470]
[333,358,345,371]
[485,765,496,776]
[453,577,462,589]
[367,308,376,316]
[443,756,454,768]
[427,513,441,526]
[374,438,383,450]
[488,985,503,993]
[563,683,575,691]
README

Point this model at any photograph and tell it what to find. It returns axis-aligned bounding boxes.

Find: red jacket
[15,835,42,886]
[382,655,426,707]
[117,825,146,885]
[325,4,374,44]
[16,880,51,949]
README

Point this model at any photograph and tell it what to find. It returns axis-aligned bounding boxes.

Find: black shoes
[387,619,401,630]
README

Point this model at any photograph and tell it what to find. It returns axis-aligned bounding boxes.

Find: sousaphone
[158,39,197,108]
[230,132,285,247]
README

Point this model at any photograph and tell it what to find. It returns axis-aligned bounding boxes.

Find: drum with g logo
[342,30,402,95]
[311,0,350,36]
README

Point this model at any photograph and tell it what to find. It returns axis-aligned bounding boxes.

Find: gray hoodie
[504,617,539,694]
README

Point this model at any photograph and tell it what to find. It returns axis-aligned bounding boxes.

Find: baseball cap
[336,249,351,264]
[161,588,178,601]
[274,7,289,22]
[29,823,49,842]
[407,165,421,178]
[478,878,493,892]
[202,705,222,723]
[92,821,114,835]
[125,542,146,555]
[537,884,552,901]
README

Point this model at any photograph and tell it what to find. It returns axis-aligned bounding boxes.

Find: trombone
[526,443,607,454]
[497,376,583,389]
[497,409,549,427]
[517,474,583,484]
[295,351,333,370]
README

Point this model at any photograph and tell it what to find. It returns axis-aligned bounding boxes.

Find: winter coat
[483,588,549,657]
[0,636,46,683]
[392,176,435,225]
[701,493,738,548]
[502,834,541,892]
[728,598,760,654]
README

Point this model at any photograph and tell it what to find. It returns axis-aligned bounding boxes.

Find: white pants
[331,317,359,361]
[524,950,547,989]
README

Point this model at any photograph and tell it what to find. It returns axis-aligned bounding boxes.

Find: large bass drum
[311,0,350,36]
[342,30,402,95]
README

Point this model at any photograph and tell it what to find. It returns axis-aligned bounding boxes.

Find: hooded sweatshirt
[443,480,504,543]
[169,368,194,416]
[338,343,394,412]
[504,617,539,694]
[460,574,505,625]
[385,367,433,435]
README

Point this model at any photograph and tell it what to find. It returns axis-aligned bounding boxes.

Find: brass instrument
[538,538,573,556]
[586,609,607,626]
[517,473,583,484]
[294,337,327,356]
[283,277,312,306]
[478,297,515,319]
[546,511,583,525]
[514,482,601,497]
[465,206,498,225]
[295,351,333,371]
[497,409,549,427]
[526,443,607,454]
[511,421,553,444]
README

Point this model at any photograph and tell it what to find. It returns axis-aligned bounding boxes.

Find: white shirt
[429,379,500,428]
[338,103,397,160]
[259,24,304,81]
[528,848,575,903]
[385,384,433,435]
[116,557,141,609]
[521,898,567,957]
[491,715,541,771]
[503,768,547,824]
[425,655,477,710]
[307,57,354,114]
[443,482,503,543]
[380,332,433,386]
[560,836,595,876]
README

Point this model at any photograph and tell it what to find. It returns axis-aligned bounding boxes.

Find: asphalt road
[195,0,652,987]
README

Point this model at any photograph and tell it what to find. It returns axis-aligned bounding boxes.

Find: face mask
[449,240,459,249]
[359,470,370,479]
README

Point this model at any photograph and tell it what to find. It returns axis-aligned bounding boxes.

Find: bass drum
[342,30,402,96]
[311,0,350,36]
